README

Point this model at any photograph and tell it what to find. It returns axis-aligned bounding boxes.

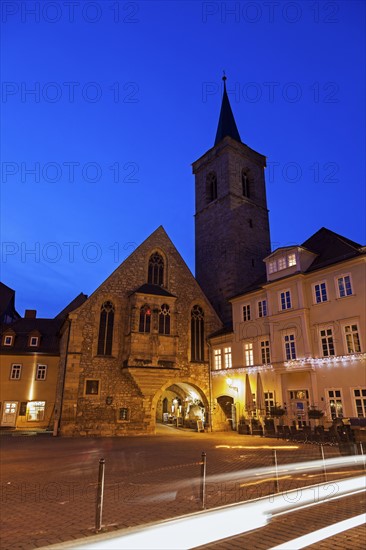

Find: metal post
[95,458,105,532]
[360,443,366,472]
[200,451,207,509]
[272,449,279,493]
[320,444,327,482]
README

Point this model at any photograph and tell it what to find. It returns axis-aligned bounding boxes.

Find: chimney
[25,310,37,319]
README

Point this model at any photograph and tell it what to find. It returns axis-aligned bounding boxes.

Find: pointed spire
[214,73,241,146]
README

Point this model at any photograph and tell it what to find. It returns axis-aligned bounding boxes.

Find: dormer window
[29,336,39,347]
[3,335,13,346]
[268,261,277,274]
[288,253,296,267]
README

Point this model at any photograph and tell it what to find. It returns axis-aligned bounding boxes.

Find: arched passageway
[154,382,209,431]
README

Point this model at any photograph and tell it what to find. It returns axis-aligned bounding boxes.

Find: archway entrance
[155,382,208,430]
[216,395,236,430]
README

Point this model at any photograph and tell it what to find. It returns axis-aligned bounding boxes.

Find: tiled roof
[301,227,363,271]
[55,293,88,319]
[0,318,63,355]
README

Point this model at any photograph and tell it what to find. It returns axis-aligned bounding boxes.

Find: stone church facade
[56,227,222,436]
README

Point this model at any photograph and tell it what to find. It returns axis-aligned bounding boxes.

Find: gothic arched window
[191,305,204,361]
[139,304,151,333]
[206,171,218,203]
[148,252,164,286]
[158,303,170,335]
[242,170,250,198]
[97,301,114,355]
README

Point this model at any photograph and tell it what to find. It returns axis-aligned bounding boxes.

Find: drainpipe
[53,318,71,436]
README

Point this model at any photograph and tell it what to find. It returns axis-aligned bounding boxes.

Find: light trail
[269,513,366,549]
[41,475,366,550]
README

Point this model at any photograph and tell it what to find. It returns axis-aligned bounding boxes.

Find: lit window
[280,290,292,310]
[97,301,115,355]
[191,305,204,361]
[268,261,277,274]
[314,282,328,303]
[320,328,335,357]
[284,334,296,360]
[213,349,222,370]
[148,252,164,286]
[337,275,353,297]
[288,253,296,267]
[264,392,275,415]
[10,364,22,380]
[26,401,45,422]
[36,364,47,380]
[224,347,232,369]
[258,300,267,317]
[158,304,170,335]
[3,335,13,346]
[344,324,361,353]
[260,340,271,364]
[353,389,366,417]
[278,257,286,270]
[139,304,151,333]
[85,380,100,395]
[242,304,251,321]
[244,342,254,366]
[29,336,39,347]
[328,389,343,420]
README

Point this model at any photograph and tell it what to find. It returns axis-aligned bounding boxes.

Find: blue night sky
[1,0,365,318]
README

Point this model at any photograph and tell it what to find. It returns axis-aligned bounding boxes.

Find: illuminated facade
[0,285,86,430]
[55,227,221,436]
[209,229,366,431]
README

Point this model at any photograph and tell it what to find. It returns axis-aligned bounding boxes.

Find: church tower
[193,76,271,325]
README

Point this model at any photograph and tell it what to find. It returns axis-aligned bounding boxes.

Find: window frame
[260,339,271,364]
[327,388,343,420]
[84,379,100,396]
[158,303,171,335]
[352,388,366,417]
[313,281,328,304]
[97,301,115,355]
[279,289,292,311]
[10,364,22,380]
[224,346,232,369]
[244,342,254,367]
[36,364,47,381]
[3,335,14,346]
[336,273,353,298]
[191,305,205,362]
[284,334,296,360]
[242,304,251,322]
[29,336,39,347]
[213,349,222,370]
[257,299,267,318]
[343,323,361,354]
[319,327,335,357]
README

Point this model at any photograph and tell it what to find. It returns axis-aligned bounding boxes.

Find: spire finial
[222,70,227,83]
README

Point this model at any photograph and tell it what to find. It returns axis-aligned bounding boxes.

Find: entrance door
[1,402,18,427]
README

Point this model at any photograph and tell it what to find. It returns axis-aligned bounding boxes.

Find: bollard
[95,458,105,532]
[360,443,366,472]
[272,449,279,493]
[200,451,207,509]
[320,444,327,482]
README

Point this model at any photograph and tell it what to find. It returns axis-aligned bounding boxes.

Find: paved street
[0,425,364,549]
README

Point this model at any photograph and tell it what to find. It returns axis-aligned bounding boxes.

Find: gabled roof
[214,76,241,146]
[55,293,88,319]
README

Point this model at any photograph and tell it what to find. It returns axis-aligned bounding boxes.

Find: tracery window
[159,304,171,335]
[191,305,204,361]
[139,304,151,333]
[97,301,114,355]
[148,252,164,286]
